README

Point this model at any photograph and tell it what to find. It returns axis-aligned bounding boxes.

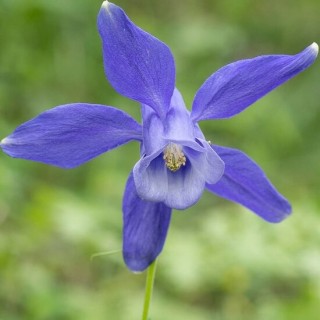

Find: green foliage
[0,0,319,319]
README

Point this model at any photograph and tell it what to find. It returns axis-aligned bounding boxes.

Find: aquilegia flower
[1,1,318,272]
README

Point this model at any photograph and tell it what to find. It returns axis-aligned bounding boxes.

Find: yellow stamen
[163,143,186,172]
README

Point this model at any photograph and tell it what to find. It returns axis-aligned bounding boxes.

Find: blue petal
[133,142,224,209]
[164,89,195,142]
[165,163,205,209]
[98,2,175,118]
[170,87,186,109]
[133,151,168,204]
[191,43,318,121]
[1,103,142,168]
[141,88,194,155]
[123,173,172,272]
[185,140,224,185]
[141,105,166,155]
[206,145,292,223]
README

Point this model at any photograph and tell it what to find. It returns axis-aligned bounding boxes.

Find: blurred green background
[0,0,319,319]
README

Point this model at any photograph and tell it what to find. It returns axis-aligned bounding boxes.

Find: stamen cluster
[163,143,186,172]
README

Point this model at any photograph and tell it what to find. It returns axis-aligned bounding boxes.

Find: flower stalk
[141,259,157,320]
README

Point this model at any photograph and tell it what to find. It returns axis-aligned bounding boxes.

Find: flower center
[163,143,186,172]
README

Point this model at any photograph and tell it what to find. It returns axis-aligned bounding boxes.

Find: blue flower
[1,1,318,272]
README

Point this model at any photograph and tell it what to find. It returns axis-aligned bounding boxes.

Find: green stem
[141,259,157,320]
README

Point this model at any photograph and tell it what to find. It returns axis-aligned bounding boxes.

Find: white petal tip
[0,137,8,145]
[0,137,15,146]
[101,1,109,8]
[310,42,319,57]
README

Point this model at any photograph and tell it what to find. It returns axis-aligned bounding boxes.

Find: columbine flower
[1,1,318,272]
